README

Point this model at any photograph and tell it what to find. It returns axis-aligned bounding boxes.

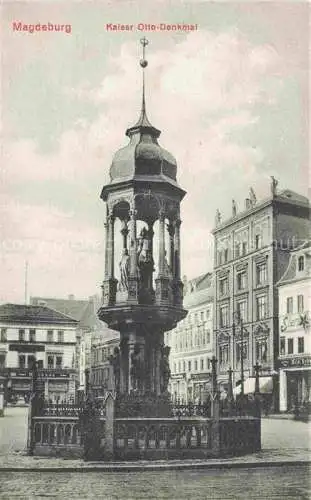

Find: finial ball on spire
[139,37,149,68]
[140,59,148,68]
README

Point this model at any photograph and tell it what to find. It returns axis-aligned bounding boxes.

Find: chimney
[68,294,75,300]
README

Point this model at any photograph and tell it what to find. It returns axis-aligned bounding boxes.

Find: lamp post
[233,312,244,397]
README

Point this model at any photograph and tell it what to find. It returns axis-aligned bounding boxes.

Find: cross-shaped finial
[140,37,149,68]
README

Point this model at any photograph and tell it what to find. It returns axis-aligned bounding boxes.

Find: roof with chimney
[0,304,78,326]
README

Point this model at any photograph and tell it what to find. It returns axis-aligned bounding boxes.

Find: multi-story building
[0,304,78,402]
[166,273,213,403]
[30,294,102,397]
[86,333,120,398]
[277,242,311,411]
[212,183,310,409]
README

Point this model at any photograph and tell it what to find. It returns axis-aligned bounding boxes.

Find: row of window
[172,328,211,352]
[219,338,268,365]
[92,345,115,364]
[179,309,211,327]
[217,234,265,266]
[0,328,65,343]
[280,336,304,355]
[0,354,64,370]
[172,357,210,374]
[219,262,267,297]
[219,295,268,327]
[91,367,110,386]
[286,295,304,314]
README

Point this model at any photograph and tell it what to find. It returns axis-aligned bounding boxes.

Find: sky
[0,1,309,303]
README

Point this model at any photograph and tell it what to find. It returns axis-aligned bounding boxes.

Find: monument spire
[126,38,160,138]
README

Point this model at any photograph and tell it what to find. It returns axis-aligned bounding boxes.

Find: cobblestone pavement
[0,408,310,498]
[0,465,310,499]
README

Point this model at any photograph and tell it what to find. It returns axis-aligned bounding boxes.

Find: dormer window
[298,256,304,272]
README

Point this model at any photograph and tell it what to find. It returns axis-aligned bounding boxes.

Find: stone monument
[98,38,187,411]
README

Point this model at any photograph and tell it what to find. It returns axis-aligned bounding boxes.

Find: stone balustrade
[31,416,84,458]
[115,417,212,460]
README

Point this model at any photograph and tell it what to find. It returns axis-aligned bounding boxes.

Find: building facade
[86,334,120,398]
[166,273,213,403]
[0,304,77,402]
[30,294,102,397]
[277,242,311,411]
[212,185,310,409]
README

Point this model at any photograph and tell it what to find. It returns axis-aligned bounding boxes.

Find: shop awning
[233,376,273,395]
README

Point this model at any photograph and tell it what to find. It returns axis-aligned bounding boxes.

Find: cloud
[1,27,295,299]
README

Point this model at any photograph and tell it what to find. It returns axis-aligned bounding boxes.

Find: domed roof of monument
[109,42,178,185]
[109,105,178,183]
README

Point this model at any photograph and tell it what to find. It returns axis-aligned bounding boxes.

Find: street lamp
[233,311,245,397]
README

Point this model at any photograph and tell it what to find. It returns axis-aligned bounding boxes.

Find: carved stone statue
[270,176,278,197]
[232,199,237,217]
[215,209,221,226]
[249,187,257,206]
[160,345,171,393]
[130,343,144,391]
[119,249,130,291]
[137,227,154,290]
[108,347,120,392]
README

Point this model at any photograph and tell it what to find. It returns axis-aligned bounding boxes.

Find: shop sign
[279,356,311,368]
[48,383,68,392]
[38,370,70,379]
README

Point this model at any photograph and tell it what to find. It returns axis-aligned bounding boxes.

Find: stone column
[129,209,137,276]
[173,218,181,280]
[119,338,128,394]
[127,341,136,393]
[167,222,175,275]
[128,209,139,302]
[104,219,109,279]
[158,211,165,277]
[147,223,154,261]
[154,339,162,395]
[107,213,115,279]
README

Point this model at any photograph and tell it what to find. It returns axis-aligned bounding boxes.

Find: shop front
[279,356,311,412]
